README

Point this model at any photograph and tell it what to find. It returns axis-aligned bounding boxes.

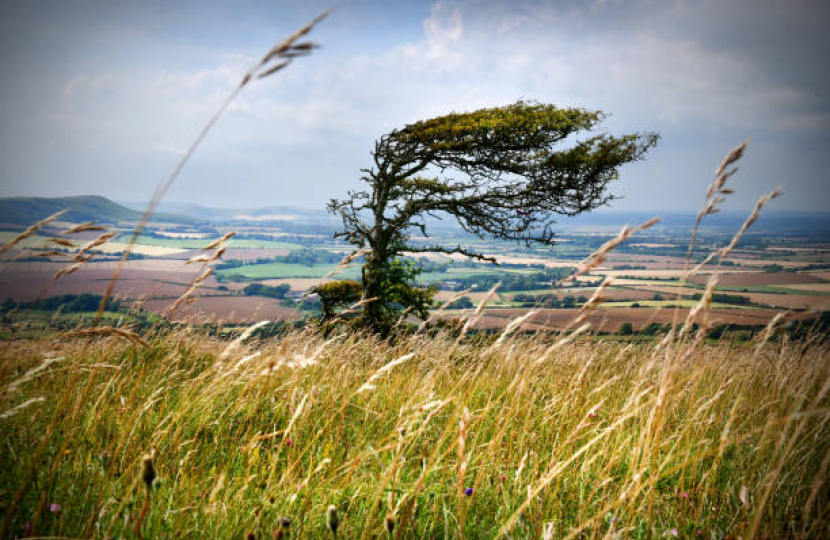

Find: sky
[0,0,828,214]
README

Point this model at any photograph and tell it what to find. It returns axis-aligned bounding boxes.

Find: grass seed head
[140,453,156,489]
[326,505,339,536]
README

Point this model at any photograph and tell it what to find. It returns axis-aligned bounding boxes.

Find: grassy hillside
[1,327,827,539]
[0,195,201,225]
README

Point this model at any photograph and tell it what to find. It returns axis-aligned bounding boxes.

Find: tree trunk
[362,247,389,335]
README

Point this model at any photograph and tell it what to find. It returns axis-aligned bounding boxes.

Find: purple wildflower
[464,487,474,497]
[48,503,61,515]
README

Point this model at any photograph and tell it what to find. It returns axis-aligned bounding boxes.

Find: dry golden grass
[0,326,828,539]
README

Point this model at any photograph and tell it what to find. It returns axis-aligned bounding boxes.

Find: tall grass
[1,324,828,539]
[0,19,827,537]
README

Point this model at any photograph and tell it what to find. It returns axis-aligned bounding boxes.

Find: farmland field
[217,261,361,280]
[127,235,304,251]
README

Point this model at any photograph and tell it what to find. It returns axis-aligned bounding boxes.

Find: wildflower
[499,473,506,482]
[670,528,679,537]
[284,439,294,448]
[326,505,339,537]
[48,503,61,516]
[679,491,689,500]
[464,487,474,497]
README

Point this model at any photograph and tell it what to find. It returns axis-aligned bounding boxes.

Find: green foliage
[446,297,474,309]
[329,101,658,334]
[371,259,437,331]
[438,267,573,291]
[311,279,363,320]
[1,293,120,313]
[243,282,290,299]
[689,292,752,305]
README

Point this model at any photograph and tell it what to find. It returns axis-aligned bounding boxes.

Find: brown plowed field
[690,272,826,286]
[0,265,224,301]
[630,284,830,310]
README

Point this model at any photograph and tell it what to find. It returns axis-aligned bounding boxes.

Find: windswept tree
[329,101,658,334]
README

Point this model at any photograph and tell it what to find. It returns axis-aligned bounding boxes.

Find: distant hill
[120,200,334,224]
[0,196,201,225]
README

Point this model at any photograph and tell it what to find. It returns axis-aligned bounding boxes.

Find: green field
[0,231,52,249]
[128,235,304,251]
[218,262,361,279]
[418,266,536,283]
[712,284,829,296]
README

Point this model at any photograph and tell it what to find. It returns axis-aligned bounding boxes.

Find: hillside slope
[0,195,200,225]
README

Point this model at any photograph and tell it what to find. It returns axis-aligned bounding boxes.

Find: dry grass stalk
[0,209,66,255]
[61,221,106,234]
[53,260,89,280]
[203,232,236,250]
[219,320,270,360]
[76,232,117,258]
[456,406,471,521]
[60,326,149,348]
[534,322,592,365]
[418,287,473,331]
[0,396,45,420]
[328,296,378,322]
[168,267,214,313]
[493,309,539,348]
[94,12,329,321]
[319,247,369,282]
[49,237,78,248]
[685,188,782,278]
[242,9,332,86]
[557,217,660,288]
[357,352,416,394]
[3,356,64,394]
[12,249,66,260]
[571,275,615,327]
[458,281,501,338]
[168,237,231,314]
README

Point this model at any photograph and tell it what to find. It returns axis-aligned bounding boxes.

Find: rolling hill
[0,195,201,225]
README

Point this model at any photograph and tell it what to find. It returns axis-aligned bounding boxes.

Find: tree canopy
[328,101,658,334]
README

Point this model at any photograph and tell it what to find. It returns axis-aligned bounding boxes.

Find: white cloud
[5,0,827,211]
